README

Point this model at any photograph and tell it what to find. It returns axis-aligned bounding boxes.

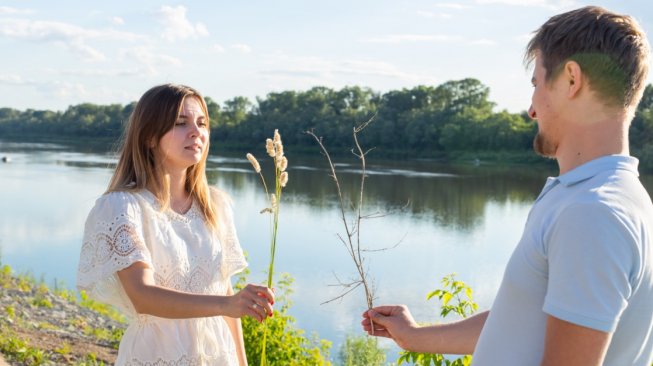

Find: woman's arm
[225,285,248,366]
[117,261,274,321]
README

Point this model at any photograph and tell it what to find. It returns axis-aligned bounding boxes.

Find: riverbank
[0,263,124,365]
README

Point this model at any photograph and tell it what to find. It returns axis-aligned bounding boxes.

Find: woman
[77,84,273,365]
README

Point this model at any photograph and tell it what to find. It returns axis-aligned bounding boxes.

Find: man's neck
[555,114,630,175]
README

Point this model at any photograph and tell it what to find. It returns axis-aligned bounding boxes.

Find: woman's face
[156,97,209,173]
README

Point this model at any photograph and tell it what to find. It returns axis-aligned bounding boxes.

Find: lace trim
[137,191,203,224]
[152,254,227,294]
[78,216,148,277]
[124,353,236,366]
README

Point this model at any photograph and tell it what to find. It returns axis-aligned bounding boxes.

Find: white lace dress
[77,189,248,366]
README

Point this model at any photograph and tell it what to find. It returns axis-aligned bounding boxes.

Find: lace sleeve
[77,191,152,309]
[213,188,248,280]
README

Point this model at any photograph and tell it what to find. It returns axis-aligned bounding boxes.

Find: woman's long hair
[107,84,219,231]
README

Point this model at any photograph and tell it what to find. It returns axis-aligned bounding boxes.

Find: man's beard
[533,132,557,158]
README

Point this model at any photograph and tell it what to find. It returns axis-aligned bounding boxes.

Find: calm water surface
[1,140,651,361]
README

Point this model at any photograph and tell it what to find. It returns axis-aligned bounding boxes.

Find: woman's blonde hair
[107,84,219,231]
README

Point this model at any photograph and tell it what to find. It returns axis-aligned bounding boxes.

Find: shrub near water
[235,270,331,365]
[398,274,477,366]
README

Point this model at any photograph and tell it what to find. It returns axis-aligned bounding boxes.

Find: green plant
[246,129,289,366]
[54,342,72,355]
[0,264,11,288]
[397,274,477,366]
[0,326,48,365]
[5,305,15,320]
[79,291,126,323]
[337,333,386,366]
[236,270,331,365]
[83,325,124,349]
[75,353,105,366]
[53,279,78,303]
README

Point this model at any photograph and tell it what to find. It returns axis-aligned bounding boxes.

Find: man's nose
[528,105,537,119]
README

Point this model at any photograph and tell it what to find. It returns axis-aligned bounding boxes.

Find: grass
[0,261,126,364]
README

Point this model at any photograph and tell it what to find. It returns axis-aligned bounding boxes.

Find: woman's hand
[224,284,275,323]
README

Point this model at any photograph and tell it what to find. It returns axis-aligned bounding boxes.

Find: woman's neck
[167,169,191,214]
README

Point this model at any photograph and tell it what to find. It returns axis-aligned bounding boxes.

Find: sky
[1,0,652,114]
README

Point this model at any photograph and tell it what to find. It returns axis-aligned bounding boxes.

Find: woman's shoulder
[89,190,146,218]
[96,190,141,205]
[209,186,234,206]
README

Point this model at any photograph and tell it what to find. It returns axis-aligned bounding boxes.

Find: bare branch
[305,116,388,332]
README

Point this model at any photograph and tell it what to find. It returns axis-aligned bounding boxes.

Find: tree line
[1,79,652,170]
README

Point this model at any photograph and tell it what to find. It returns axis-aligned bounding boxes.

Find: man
[362,6,653,365]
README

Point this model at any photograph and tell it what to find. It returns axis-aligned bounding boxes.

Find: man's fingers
[366,329,391,338]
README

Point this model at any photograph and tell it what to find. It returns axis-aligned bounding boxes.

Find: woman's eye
[175,121,186,126]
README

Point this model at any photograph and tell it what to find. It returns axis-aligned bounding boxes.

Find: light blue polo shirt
[472,155,653,366]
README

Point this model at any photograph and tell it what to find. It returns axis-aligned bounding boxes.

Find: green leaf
[426,289,441,300]
[465,287,473,300]
[442,292,453,306]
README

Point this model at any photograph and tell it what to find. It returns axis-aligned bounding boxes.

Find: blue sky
[1,0,651,113]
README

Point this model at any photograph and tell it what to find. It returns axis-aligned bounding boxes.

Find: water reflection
[207,155,555,231]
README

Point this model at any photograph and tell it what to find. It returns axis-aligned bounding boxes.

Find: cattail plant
[246,129,289,366]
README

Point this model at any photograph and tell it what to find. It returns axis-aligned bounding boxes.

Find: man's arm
[362,305,488,355]
[540,315,611,366]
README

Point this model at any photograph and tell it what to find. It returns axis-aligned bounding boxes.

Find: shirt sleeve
[543,202,638,332]
[77,191,152,310]
[212,188,248,280]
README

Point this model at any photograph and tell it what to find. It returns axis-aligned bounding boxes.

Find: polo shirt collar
[556,155,639,187]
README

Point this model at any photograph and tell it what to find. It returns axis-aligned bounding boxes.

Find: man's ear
[563,60,583,98]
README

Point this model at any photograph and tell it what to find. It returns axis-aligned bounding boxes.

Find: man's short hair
[525,6,650,108]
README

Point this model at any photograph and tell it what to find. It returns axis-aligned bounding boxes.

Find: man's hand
[361,305,420,351]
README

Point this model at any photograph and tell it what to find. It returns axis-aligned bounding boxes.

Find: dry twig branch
[306,116,394,333]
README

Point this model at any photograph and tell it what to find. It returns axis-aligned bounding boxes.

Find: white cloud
[361,34,461,44]
[213,43,225,53]
[0,74,26,85]
[0,6,33,15]
[259,53,437,85]
[231,43,252,53]
[60,68,141,77]
[157,5,209,42]
[470,38,497,46]
[476,0,576,9]
[110,16,125,25]
[434,3,472,10]
[0,74,89,100]
[0,18,146,62]
[46,82,89,99]
[417,10,453,19]
[119,46,182,75]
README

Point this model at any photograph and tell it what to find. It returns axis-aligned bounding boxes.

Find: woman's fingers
[240,284,275,322]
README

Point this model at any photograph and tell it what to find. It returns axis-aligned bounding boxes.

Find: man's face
[528,53,564,158]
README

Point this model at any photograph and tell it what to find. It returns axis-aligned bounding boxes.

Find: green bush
[337,333,386,366]
[236,270,332,365]
[397,274,477,366]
